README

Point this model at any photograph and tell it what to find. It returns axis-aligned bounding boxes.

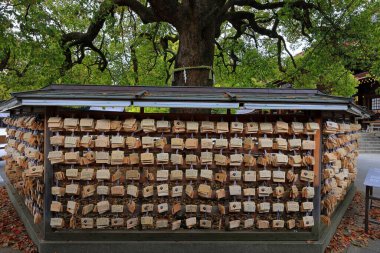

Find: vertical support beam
[312,113,322,239]
[313,116,322,187]
[43,107,55,240]
[365,186,370,233]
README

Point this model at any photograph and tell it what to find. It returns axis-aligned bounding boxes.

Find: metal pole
[365,185,370,233]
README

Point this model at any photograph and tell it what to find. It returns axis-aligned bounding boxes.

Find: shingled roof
[0,84,371,118]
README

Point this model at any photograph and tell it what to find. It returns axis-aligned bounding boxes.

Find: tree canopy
[0,0,379,100]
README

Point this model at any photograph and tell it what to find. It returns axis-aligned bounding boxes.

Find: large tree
[58,0,324,87]
[0,1,379,98]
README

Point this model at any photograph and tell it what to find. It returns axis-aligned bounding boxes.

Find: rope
[172,65,214,84]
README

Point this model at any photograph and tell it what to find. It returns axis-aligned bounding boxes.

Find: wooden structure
[0,84,370,253]
[354,72,380,114]
[364,168,380,233]
[353,72,380,131]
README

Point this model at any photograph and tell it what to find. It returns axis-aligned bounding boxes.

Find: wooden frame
[43,106,55,239]
[38,107,323,241]
[0,83,368,253]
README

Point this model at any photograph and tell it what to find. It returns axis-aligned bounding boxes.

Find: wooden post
[312,114,322,239]
[43,107,55,240]
[313,117,322,187]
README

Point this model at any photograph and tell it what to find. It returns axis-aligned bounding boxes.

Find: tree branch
[88,43,108,72]
[224,11,275,38]
[280,38,297,68]
[276,39,285,72]
[114,0,159,23]
[220,0,318,16]
[60,0,161,74]
[217,0,319,36]
[215,40,230,72]
[61,1,113,46]
[243,31,259,49]
[0,48,30,77]
[147,0,180,26]
[0,48,11,71]
[24,4,31,21]
[224,11,298,71]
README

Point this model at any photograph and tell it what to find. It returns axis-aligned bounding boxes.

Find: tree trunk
[171,1,217,113]
[173,23,215,87]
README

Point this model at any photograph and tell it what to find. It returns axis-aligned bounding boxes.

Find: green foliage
[125,106,169,113]
[279,0,380,97]
[283,49,358,97]
[0,0,379,100]
[214,42,281,88]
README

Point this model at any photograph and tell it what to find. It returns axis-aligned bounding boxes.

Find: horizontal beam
[89,106,125,112]
[0,96,369,119]
[369,219,380,225]
[368,195,380,201]
[133,101,240,109]
[40,84,323,95]
[16,94,349,104]
[347,105,372,118]
[243,103,348,111]
[39,239,325,253]
[22,99,131,107]
[0,98,21,112]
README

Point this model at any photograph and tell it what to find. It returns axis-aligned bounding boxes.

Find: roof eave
[0,98,21,112]
[1,84,370,118]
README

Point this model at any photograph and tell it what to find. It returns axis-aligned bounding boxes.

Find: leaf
[0,187,38,252]
[325,192,380,253]
[343,229,351,236]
